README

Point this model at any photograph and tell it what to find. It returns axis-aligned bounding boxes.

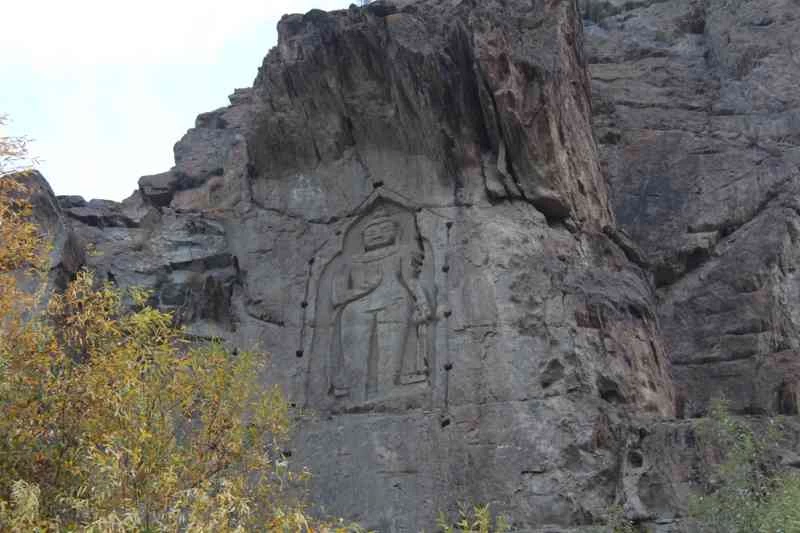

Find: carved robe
[330,244,429,400]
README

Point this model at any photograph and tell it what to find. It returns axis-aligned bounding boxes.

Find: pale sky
[1,0,350,201]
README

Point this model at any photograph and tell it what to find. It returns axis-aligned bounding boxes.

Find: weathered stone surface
[23,0,800,529]
[583,0,800,423]
[10,171,85,289]
[138,171,178,207]
[30,1,675,530]
[245,0,610,228]
[296,199,673,530]
[577,0,800,526]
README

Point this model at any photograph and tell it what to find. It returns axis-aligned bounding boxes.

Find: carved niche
[309,198,437,406]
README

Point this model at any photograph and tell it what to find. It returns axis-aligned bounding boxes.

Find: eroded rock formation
[586,0,800,419]
[22,0,800,530]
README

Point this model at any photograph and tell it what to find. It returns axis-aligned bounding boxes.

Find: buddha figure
[329,206,432,400]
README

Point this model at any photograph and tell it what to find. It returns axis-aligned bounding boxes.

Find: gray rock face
[584,0,800,418]
[578,0,800,526]
[24,0,800,530]
[42,1,673,529]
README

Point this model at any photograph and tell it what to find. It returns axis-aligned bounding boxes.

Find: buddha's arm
[331,271,352,308]
[400,255,433,321]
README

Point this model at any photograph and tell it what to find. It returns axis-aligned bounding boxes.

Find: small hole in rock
[444,363,453,371]
[440,418,451,428]
[442,265,450,273]
[597,376,626,404]
[301,301,308,308]
[296,350,304,358]
[628,450,644,468]
[540,359,565,389]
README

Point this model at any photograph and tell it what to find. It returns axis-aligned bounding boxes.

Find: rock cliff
[22,0,800,530]
[585,0,800,419]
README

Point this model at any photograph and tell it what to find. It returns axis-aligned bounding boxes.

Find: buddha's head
[362,208,398,251]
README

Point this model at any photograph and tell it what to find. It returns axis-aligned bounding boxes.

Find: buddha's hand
[413,301,432,324]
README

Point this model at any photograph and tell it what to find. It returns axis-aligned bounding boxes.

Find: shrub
[0,120,354,531]
[689,398,800,533]
[436,504,510,533]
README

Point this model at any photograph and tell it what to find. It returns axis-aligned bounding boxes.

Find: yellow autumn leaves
[0,120,358,532]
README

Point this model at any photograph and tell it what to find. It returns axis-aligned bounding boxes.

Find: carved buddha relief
[311,199,436,405]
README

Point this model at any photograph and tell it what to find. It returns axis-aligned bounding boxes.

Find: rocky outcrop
[8,171,85,290]
[136,1,611,228]
[55,191,240,340]
[22,0,800,529]
[39,0,678,530]
[579,0,800,526]
[585,0,800,418]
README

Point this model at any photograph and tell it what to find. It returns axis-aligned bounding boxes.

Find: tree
[689,398,800,533]
[0,115,47,345]
[0,203,302,530]
[0,117,359,531]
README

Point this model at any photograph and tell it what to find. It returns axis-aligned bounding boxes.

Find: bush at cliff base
[689,398,800,533]
[0,133,358,532]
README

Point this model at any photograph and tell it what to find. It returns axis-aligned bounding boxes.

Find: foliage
[0,121,357,531]
[0,177,49,342]
[1,117,50,403]
[0,114,37,178]
[689,398,800,533]
[0,265,302,530]
[584,504,636,533]
[436,504,510,533]
[0,113,48,341]
[605,504,635,533]
[756,474,800,532]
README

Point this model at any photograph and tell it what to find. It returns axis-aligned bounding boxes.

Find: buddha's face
[363,220,397,251]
